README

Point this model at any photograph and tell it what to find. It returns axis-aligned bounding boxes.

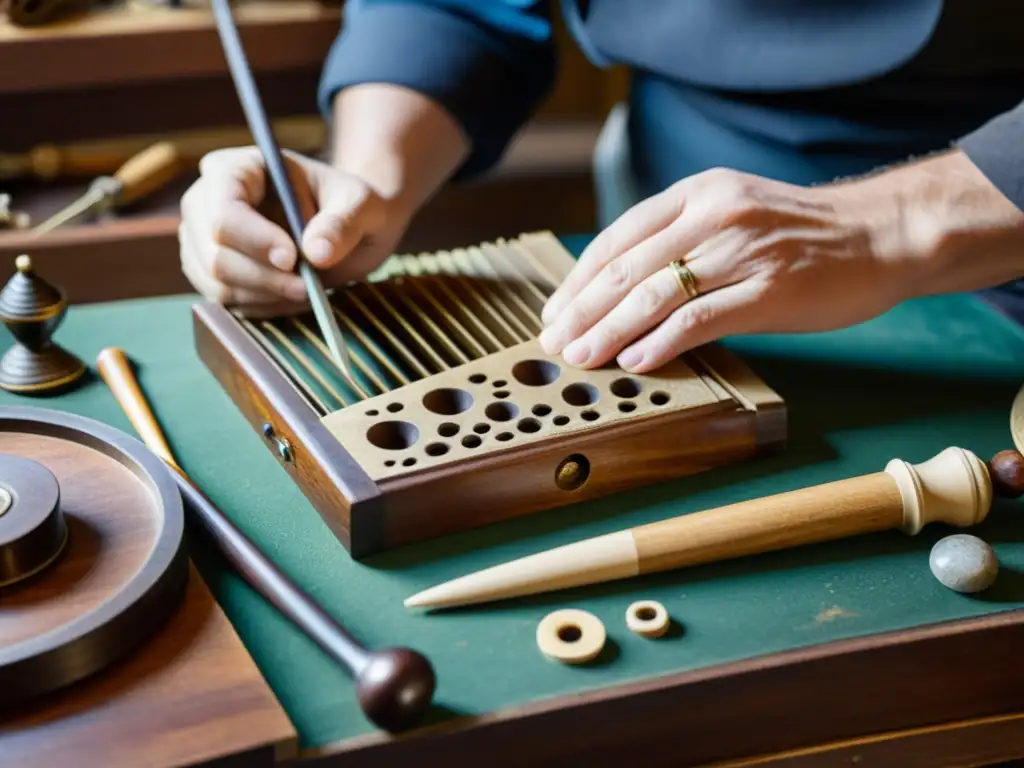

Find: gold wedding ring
[669,260,700,300]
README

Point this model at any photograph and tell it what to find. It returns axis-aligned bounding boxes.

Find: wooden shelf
[0,0,342,95]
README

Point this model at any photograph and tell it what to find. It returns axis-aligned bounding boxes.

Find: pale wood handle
[95,347,180,470]
[634,447,992,574]
[112,142,183,206]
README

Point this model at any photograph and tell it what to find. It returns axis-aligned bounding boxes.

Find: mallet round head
[356,647,437,732]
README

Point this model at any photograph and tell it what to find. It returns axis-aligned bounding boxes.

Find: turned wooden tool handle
[634,447,993,574]
[96,348,179,469]
[112,142,183,206]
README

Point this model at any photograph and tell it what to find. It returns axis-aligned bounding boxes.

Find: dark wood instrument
[96,347,437,732]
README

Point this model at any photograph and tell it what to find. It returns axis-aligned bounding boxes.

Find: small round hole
[562,382,600,407]
[496,432,514,442]
[486,401,519,422]
[423,387,474,415]
[366,420,419,450]
[581,410,599,421]
[610,377,642,398]
[511,359,561,387]
[473,423,491,434]
[532,404,552,417]
[425,442,449,457]
[384,460,395,467]
[438,422,459,437]
[650,391,670,406]
[557,624,582,643]
[636,607,656,621]
[387,402,403,413]
[402,457,417,466]
[462,435,482,448]
[618,402,636,413]
[553,415,570,426]
[366,409,379,417]
[469,373,487,384]
[493,379,508,388]
[517,417,541,433]
[493,390,510,399]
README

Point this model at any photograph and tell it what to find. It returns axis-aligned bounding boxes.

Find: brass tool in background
[29,142,183,236]
[210,0,353,381]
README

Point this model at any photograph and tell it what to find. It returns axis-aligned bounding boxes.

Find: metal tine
[402,254,505,354]
[464,245,542,335]
[376,277,473,365]
[340,289,433,379]
[290,318,387,397]
[363,283,451,372]
[260,320,352,408]
[238,315,331,415]
[330,303,411,388]
[500,236,562,296]
[393,254,493,358]
[428,250,526,345]
[478,241,549,319]
[444,247,532,342]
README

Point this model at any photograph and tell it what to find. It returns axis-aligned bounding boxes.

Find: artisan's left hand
[539,152,1024,373]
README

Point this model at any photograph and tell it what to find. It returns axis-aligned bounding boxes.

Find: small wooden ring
[536,609,605,664]
[626,600,670,638]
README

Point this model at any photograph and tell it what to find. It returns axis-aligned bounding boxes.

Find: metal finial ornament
[0,255,86,395]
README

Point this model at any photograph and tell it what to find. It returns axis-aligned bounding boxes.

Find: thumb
[300,173,387,269]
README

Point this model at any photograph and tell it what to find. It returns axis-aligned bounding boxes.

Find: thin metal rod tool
[209,0,353,380]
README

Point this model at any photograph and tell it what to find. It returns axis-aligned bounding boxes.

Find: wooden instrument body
[194,232,787,558]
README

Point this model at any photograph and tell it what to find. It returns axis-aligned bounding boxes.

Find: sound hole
[486,402,519,422]
[553,415,570,426]
[423,388,474,415]
[512,359,561,386]
[473,423,491,434]
[367,421,420,450]
[425,443,449,457]
[438,422,459,437]
[532,404,552,417]
[650,391,670,406]
[469,373,487,384]
[618,402,636,413]
[517,417,541,434]
[462,435,482,448]
[581,410,599,422]
[562,383,599,407]
[496,432,514,441]
[493,390,510,399]
[610,377,642,398]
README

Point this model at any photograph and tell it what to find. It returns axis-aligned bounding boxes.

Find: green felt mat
[2,235,1024,750]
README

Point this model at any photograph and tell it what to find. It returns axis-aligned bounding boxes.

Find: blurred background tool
[29,141,182,236]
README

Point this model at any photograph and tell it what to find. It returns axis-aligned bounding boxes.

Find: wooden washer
[0,405,187,706]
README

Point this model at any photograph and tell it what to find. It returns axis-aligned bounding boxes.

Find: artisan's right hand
[179,146,409,316]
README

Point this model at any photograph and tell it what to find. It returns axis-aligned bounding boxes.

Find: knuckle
[208,249,230,282]
[675,301,716,336]
[632,280,669,318]
[602,257,633,291]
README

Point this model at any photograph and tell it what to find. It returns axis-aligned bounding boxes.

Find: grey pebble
[929,534,999,593]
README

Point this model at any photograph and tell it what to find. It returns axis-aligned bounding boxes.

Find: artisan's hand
[540,151,1024,373]
[179,147,408,315]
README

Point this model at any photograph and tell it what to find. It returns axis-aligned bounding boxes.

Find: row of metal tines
[236,238,560,414]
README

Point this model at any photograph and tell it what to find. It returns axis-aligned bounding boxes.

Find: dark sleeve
[317,0,558,180]
[956,102,1024,211]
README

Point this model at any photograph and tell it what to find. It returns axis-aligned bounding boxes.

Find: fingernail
[304,238,332,265]
[563,340,590,367]
[618,347,643,370]
[541,300,558,325]
[539,326,558,354]
[269,247,292,270]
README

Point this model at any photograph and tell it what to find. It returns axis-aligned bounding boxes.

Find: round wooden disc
[0,454,68,587]
[0,405,187,706]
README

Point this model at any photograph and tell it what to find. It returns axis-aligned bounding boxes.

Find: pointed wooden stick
[406,447,1000,610]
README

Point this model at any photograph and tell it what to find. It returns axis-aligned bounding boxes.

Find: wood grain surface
[0,562,297,767]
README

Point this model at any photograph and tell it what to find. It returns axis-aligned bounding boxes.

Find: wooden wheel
[0,405,187,705]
